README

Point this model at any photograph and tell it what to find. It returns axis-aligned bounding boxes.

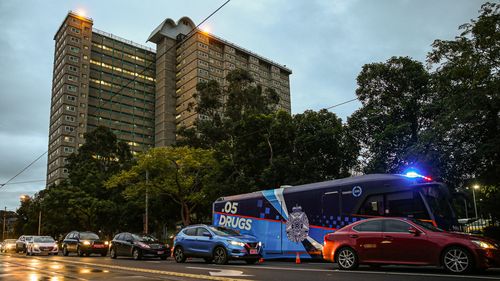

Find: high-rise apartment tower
[47,12,291,186]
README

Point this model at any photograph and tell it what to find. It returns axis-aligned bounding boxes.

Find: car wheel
[63,246,69,256]
[77,247,84,257]
[203,258,213,263]
[245,259,259,264]
[336,247,359,270]
[110,248,117,259]
[133,248,142,260]
[442,247,473,274]
[213,247,228,265]
[174,247,186,263]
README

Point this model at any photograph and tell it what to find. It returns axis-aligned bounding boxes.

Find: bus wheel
[336,247,358,270]
[213,247,228,265]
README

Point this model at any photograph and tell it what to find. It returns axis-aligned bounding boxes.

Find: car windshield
[33,237,55,243]
[208,226,240,236]
[131,234,158,242]
[410,218,444,232]
[80,233,99,240]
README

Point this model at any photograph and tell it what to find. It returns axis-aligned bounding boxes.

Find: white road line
[225,264,500,280]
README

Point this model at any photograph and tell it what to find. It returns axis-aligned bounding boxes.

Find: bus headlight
[229,241,245,247]
[472,240,497,249]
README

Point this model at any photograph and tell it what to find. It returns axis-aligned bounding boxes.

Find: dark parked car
[110,232,170,260]
[173,224,262,265]
[1,239,17,253]
[62,231,109,257]
[15,235,33,253]
[323,217,500,274]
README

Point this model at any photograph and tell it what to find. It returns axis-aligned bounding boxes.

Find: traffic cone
[295,252,301,264]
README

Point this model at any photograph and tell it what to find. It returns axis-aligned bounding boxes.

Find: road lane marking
[31,257,252,281]
[187,267,253,277]
[225,264,500,280]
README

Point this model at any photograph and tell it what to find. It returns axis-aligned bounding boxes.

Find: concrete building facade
[47,12,291,186]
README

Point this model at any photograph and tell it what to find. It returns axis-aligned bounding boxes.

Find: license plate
[249,249,258,255]
[93,245,104,248]
[157,251,164,255]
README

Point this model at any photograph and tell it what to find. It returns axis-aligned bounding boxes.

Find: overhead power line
[0,180,46,186]
[0,151,47,190]
[323,98,358,110]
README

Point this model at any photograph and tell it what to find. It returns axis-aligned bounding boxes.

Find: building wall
[174,31,292,131]
[47,13,93,186]
[47,12,156,186]
[87,30,156,153]
[154,36,177,147]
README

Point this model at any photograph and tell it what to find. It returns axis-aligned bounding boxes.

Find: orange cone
[295,252,301,264]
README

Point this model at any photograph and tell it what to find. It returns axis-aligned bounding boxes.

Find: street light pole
[472,185,479,219]
[145,169,149,234]
[38,210,42,236]
[2,207,6,240]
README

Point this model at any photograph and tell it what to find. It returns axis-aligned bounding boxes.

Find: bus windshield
[420,184,457,230]
[409,218,444,232]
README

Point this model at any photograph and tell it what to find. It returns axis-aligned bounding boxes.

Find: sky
[0,0,487,210]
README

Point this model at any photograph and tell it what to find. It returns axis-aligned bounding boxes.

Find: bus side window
[385,191,429,219]
[321,191,340,218]
[358,195,384,216]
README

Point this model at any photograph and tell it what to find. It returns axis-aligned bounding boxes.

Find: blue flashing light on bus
[403,170,432,181]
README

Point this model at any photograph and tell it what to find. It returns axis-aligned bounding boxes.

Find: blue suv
[173,225,262,265]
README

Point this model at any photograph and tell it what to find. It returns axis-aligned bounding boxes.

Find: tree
[347,56,435,175]
[179,69,359,196]
[66,126,133,197]
[427,2,500,187]
[106,146,218,226]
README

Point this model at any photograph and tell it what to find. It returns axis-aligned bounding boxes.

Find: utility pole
[145,169,149,234]
[38,210,42,236]
[2,207,6,241]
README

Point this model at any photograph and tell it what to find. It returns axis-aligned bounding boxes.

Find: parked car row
[3,218,498,273]
[1,225,264,265]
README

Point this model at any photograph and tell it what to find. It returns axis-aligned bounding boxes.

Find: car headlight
[104,241,109,245]
[229,241,245,247]
[82,241,91,246]
[257,242,262,247]
[471,240,497,249]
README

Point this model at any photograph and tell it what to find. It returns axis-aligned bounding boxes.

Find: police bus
[212,173,459,259]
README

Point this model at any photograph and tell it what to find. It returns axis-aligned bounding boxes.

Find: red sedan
[323,217,499,274]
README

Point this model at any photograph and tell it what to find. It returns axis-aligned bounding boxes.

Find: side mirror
[408,227,420,236]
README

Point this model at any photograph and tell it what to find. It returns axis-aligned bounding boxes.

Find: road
[1,252,500,281]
